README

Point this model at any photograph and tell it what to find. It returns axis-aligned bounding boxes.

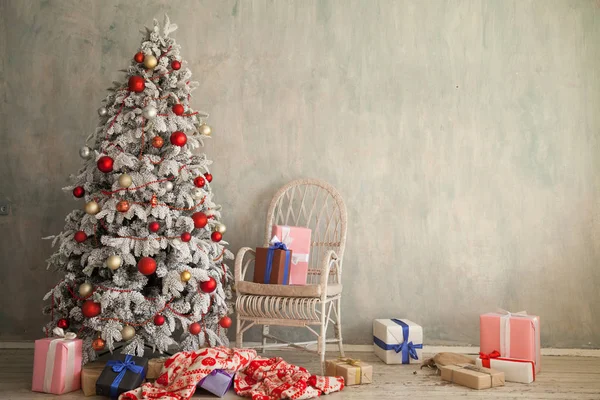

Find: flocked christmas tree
[42,16,233,364]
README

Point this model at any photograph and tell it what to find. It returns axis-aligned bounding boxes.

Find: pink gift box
[271,225,311,285]
[32,334,82,394]
[480,311,540,373]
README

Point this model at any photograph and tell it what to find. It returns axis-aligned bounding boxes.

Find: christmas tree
[42,16,233,364]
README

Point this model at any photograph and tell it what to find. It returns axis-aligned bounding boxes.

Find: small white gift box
[373,319,423,364]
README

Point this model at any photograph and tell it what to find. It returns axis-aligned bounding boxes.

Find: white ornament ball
[213,223,226,234]
[164,181,174,192]
[198,123,212,136]
[79,146,92,159]
[121,325,135,341]
[143,105,157,119]
[118,173,133,188]
[98,107,108,117]
[191,188,203,199]
[106,255,122,270]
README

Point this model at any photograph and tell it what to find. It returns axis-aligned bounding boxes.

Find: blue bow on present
[373,319,423,364]
[106,355,145,398]
[264,240,291,284]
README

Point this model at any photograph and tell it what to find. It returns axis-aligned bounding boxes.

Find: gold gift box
[81,360,105,397]
[147,357,169,380]
[440,363,505,390]
[325,358,373,386]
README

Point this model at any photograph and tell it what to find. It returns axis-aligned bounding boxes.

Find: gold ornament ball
[78,282,93,297]
[118,173,132,188]
[213,223,226,234]
[121,325,136,341]
[85,200,100,215]
[180,271,192,282]
[106,255,122,270]
[198,123,212,136]
[143,55,158,69]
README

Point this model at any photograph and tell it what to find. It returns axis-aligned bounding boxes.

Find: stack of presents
[30,224,541,397]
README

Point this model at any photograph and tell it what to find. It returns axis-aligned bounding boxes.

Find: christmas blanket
[120,347,344,400]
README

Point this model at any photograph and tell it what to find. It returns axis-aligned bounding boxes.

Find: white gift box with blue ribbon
[373,319,423,364]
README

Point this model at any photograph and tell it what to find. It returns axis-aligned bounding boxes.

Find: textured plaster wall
[0,0,599,348]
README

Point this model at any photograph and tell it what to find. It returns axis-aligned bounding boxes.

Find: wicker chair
[234,178,347,367]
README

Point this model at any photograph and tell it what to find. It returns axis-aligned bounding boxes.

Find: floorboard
[3,349,599,399]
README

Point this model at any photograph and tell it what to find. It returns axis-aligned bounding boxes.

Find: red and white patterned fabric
[119,347,344,400]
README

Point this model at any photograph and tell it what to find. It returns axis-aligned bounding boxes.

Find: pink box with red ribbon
[31,329,82,394]
[480,311,540,374]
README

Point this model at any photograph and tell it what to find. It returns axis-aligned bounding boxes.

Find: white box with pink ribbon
[31,327,82,394]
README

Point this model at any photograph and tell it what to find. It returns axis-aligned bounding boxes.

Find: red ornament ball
[73,186,85,198]
[170,131,187,147]
[194,176,206,188]
[152,136,164,149]
[171,60,181,70]
[203,173,213,183]
[180,232,192,242]
[57,318,70,329]
[128,75,146,93]
[189,322,201,335]
[97,156,114,173]
[154,314,165,326]
[211,231,222,242]
[116,200,130,213]
[172,104,184,116]
[148,221,160,233]
[74,231,87,243]
[134,52,144,63]
[137,257,157,275]
[200,277,217,293]
[219,316,232,329]
[92,337,106,351]
[192,212,208,229]
[82,300,101,318]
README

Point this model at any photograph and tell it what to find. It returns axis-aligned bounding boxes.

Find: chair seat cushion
[236,281,343,298]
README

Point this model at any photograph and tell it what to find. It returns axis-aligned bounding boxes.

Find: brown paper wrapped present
[147,357,169,380]
[252,246,292,285]
[325,358,372,386]
[81,360,105,396]
[440,364,505,390]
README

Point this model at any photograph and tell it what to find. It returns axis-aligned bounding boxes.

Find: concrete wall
[1,0,599,348]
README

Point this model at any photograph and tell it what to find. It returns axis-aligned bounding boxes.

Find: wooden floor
[3,349,600,399]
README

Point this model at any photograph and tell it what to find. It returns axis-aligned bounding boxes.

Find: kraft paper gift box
[373,319,423,364]
[272,225,311,285]
[197,369,234,397]
[31,328,82,395]
[96,354,148,399]
[476,351,535,383]
[81,360,106,396]
[146,357,168,380]
[325,358,373,386]
[440,364,505,390]
[252,238,292,285]
[480,310,541,373]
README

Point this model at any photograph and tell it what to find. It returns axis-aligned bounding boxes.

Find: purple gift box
[197,369,233,397]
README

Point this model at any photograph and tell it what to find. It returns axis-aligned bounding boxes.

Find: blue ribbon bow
[373,319,423,364]
[106,355,145,398]
[264,242,291,284]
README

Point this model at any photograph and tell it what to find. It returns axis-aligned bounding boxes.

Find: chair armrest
[319,250,341,288]
[234,247,256,284]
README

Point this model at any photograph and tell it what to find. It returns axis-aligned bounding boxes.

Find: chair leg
[261,325,269,354]
[236,315,243,348]
[319,302,327,375]
[335,298,345,357]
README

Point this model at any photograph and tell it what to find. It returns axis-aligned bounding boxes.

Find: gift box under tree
[373,319,423,364]
[96,354,148,398]
[32,328,82,395]
[476,350,536,383]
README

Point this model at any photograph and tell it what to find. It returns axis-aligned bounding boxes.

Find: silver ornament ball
[143,105,157,119]
[191,188,203,199]
[79,146,92,159]
[78,282,93,297]
[164,181,174,192]
[198,123,212,136]
[98,107,108,117]
[213,223,226,234]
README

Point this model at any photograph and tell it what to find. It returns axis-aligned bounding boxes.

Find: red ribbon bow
[479,350,501,368]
